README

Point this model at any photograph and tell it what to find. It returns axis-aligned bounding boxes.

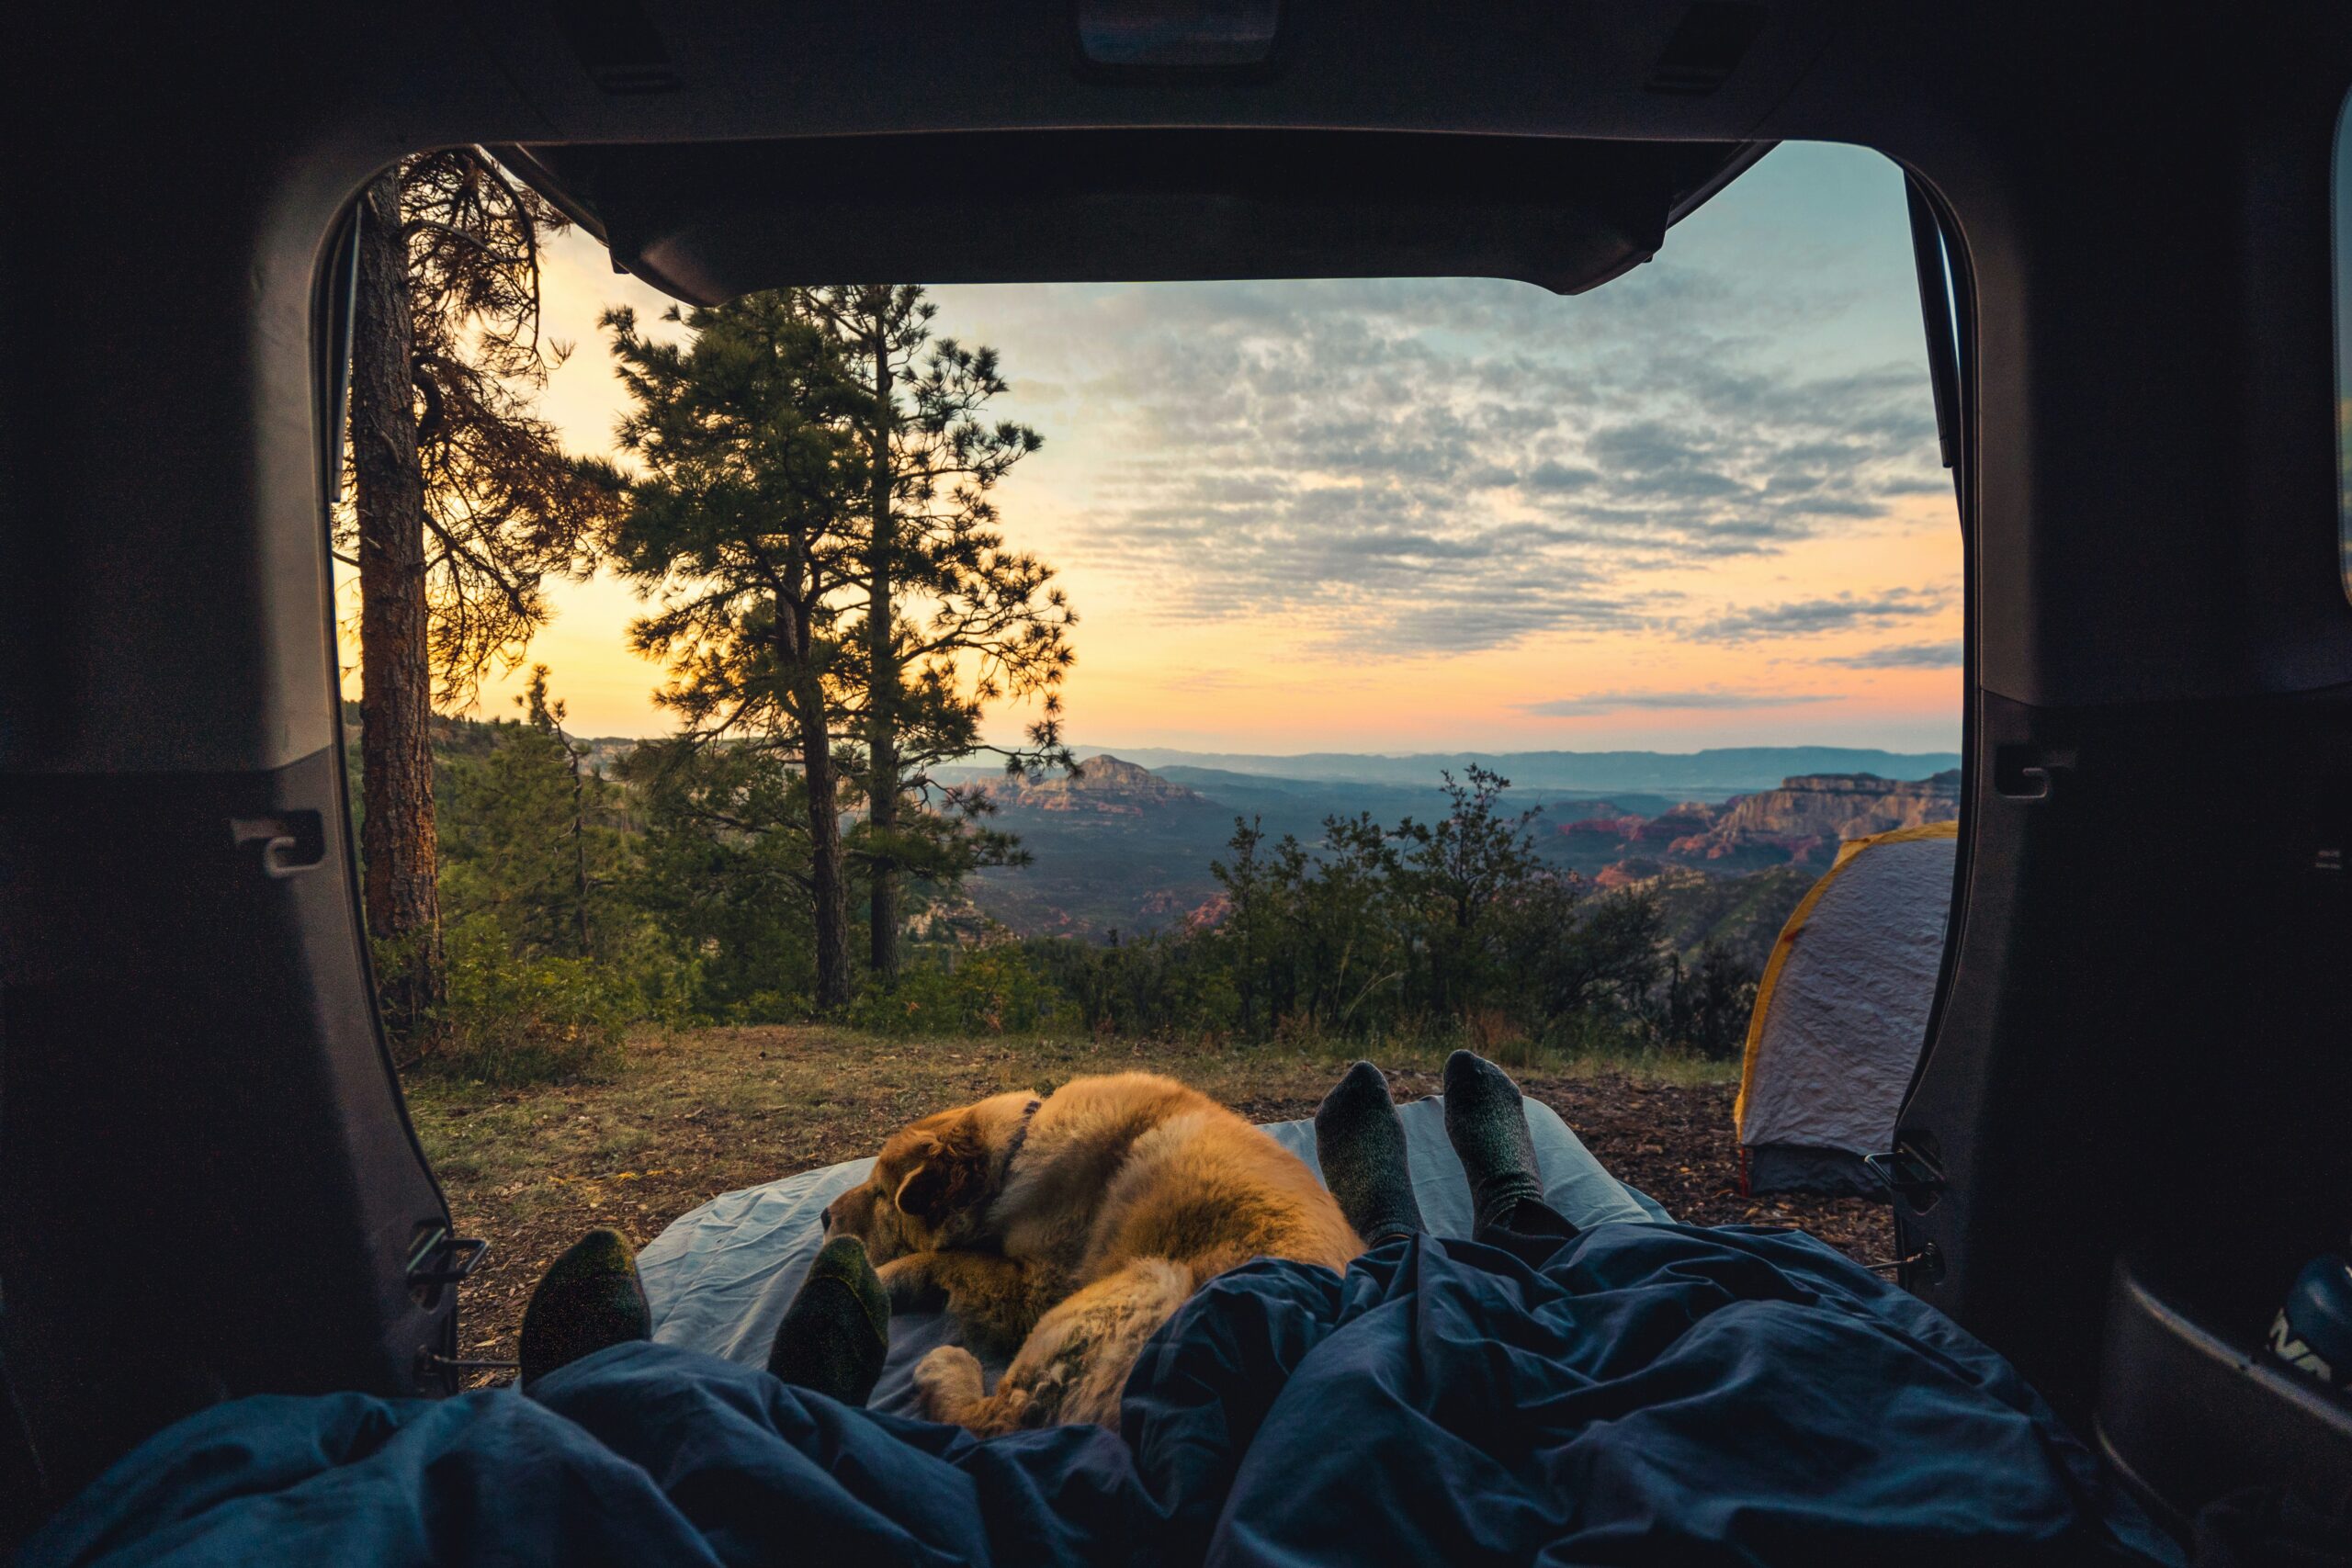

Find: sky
[337,141,1962,753]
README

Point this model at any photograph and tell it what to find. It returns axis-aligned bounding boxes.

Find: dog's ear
[891,1121,989,1223]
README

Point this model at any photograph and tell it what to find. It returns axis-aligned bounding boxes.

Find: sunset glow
[337,142,1960,753]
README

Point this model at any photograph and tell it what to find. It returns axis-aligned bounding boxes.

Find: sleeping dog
[821,1072,1362,1434]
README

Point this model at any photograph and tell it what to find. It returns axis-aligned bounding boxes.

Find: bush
[1465,1006,1544,1069]
[848,945,1077,1037]
[412,918,632,1084]
[1645,942,1758,1060]
[1022,932,1239,1039]
[722,989,813,1026]
[594,916,707,1031]
[1544,1008,1657,1063]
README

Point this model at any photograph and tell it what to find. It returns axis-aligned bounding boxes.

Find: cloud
[1034,264,1946,656]
[1522,460,1600,491]
[1822,639,1965,669]
[1690,589,1946,642]
[1517,689,1838,717]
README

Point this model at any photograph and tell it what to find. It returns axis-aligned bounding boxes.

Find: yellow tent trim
[1733,818,1960,1138]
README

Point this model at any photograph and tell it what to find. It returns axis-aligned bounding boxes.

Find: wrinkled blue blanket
[23,1225,2181,1567]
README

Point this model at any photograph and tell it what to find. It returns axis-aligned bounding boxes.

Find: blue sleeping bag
[23,1224,2180,1566]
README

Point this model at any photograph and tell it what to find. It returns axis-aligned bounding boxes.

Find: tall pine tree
[799,285,1077,983]
[345,149,618,1047]
[601,296,866,1009]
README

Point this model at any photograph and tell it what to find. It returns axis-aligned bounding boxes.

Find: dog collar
[996,1098,1043,1186]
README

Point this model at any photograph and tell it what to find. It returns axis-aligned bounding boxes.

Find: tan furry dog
[820,1072,1362,1434]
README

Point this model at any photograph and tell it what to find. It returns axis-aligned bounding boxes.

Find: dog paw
[877,1255,944,1311]
[910,1344,986,1422]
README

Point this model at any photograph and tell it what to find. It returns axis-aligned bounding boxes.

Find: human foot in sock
[1442,1050,1544,1233]
[1315,1061,1426,1245]
[518,1228,651,1387]
[768,1235,891,1406]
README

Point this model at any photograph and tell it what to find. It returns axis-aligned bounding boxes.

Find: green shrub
[1643,942,1758,1060]
[1466,1006,1548,1070]
[413,918,631,1084]
[1021,931,1239,1039]
[723,988,812,1025]
[848,946,1077,1037]
[594,915,707,1030]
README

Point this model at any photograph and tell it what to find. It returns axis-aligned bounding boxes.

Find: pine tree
[618,738,822,1017]
[344,150,619,1048]
[435,668,625,963]
[799,286,1076,983]
[601,296,865,1009]
[1392,767,1546,1018]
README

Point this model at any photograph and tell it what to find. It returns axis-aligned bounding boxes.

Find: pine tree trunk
[797,683,854,1010]
[566,735,590,956]
[349,167,446,1049]
[864,325,902,983]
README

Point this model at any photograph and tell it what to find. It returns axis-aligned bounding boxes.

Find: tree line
[1012,768,1758,1061]
[371,701,1757,1083]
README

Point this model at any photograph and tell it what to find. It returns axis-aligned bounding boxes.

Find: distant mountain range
[963,752,1961,942]
[383,705,1956,964]
[1058,746,1962,795]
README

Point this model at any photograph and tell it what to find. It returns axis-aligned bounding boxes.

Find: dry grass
[403,1025,1881,1378]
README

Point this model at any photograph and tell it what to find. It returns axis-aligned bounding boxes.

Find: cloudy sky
[346,141,1962,752]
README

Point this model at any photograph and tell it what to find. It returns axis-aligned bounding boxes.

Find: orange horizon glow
[336,144,1962,758]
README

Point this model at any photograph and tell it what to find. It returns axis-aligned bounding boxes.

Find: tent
[1736,820,1959,1197]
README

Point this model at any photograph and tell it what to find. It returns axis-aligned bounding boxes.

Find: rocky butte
[1565,771,1961,885]
[1710,771,1962,841]
[984,754,1213,816]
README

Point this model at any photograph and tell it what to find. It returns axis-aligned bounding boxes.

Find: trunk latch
[406,1225,490,1305]
[1864,1137,1947,1207]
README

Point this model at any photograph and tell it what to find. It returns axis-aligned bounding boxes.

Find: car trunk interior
[2,0,2350,1545]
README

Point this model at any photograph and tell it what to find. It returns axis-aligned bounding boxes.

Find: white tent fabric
[1736,821,1956,1195]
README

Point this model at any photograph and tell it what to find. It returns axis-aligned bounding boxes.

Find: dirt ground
[405,1027,1896,1375]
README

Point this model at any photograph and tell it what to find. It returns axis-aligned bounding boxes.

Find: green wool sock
[1442,1050,1544,1233]
[1314,1061,1427,1245]
[768,1235,891,1407]
[518,1228,652,1388]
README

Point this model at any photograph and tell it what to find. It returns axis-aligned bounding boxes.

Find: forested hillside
[359,701,1964,1081]
[959,756,1958,940]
